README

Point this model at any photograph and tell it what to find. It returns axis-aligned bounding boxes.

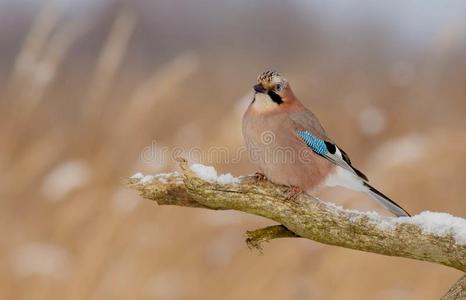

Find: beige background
[1,1,465,299]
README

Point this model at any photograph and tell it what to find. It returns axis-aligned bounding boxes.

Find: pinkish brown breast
[242,107,335,192]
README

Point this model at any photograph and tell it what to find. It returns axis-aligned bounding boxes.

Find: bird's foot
[285,186,303,201]
[254,172,267,181]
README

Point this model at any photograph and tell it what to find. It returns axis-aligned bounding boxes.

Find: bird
[242,70,410,217]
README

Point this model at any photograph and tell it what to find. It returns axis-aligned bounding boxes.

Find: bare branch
[246,225,298,253]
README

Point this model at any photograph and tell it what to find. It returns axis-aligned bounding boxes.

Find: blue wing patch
[296,130,369,181]
[296,130,328,155]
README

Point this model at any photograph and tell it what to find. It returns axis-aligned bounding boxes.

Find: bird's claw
[285,186,303,201]
[254,172,267,181]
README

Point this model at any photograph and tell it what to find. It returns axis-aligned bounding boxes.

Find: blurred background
[1,0,465,299]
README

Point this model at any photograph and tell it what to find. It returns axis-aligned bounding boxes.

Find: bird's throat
[251,93,281,112]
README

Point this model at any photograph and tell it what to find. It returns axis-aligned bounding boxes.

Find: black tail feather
[353,167,368,182]
[363,182,411,217]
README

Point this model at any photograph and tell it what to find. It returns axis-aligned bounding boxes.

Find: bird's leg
[285,185,303,200]
[254,172,267,181]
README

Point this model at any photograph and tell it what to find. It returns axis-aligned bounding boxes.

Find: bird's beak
[254,84,267,93]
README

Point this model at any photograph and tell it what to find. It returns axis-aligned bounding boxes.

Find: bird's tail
[363,182,410,217]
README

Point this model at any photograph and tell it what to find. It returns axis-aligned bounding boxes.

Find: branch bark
[126,160,466,297]
[442,275,466,300]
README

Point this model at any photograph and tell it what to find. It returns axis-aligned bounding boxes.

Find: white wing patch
[325,146,357,175]
[324,166,366,192]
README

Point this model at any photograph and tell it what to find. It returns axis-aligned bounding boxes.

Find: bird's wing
[290,110,368,181]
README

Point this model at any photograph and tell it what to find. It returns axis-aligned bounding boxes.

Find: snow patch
[130,173,154,184]
[140,175,155,184]
[130,172,144,180]
[395,211,466,245]
[131,172,180,185]
[327,202,466,245]
[190,164,239,184]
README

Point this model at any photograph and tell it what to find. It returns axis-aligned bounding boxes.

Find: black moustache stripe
[267,90,283,105]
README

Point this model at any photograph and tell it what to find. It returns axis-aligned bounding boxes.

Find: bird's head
[256,70,287,92]
[252,70,296,111]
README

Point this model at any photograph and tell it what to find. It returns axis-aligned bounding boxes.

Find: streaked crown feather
[257,70,287,90]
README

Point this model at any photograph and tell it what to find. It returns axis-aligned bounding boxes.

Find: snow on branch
[126,159,466,298]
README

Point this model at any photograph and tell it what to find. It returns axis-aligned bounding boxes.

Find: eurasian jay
[242,70,410,217]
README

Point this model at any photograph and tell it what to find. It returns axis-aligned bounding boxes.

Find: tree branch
[245,225,298,253]
[442,275,466,300]
[126,160,466,297]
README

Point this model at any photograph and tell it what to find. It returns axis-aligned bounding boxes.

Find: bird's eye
[275,84,283,92]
